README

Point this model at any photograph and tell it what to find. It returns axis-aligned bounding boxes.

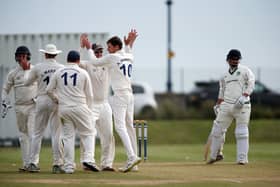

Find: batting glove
[235,95,249,109]
[213,105,220,116]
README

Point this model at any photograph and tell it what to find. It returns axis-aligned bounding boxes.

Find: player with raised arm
[1,46,37,171]
[81,29,141,172]
[79,43,115,171]
[46,50,98,174]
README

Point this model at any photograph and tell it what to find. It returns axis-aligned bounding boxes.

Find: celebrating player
[1,46,37,171]
[81,29,141,172]
[46,50,97,174]
[79,43,115,171]
[24,44,64,173]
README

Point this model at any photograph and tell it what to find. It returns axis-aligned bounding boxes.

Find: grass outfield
[0,119,279,187]
[0,143,280,187]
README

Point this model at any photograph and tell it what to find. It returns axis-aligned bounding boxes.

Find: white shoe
[64,168,74,174]
[119,157,141,173]
[237,160,248,165]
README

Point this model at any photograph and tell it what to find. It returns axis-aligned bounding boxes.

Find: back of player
[109,50,138,165]
[47,50,97,173]
[24,44,64,172]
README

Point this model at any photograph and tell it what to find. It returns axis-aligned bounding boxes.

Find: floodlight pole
[166,0,173,93]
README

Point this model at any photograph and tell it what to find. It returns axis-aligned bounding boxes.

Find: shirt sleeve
[86,49,115,67]
[218,78,225,100]
[1,70,14,101]
[124,45,132,54]
[84,72,94,109]
[46,72,58,103]
[244,68,255,95]
[24,67,38,86]
[80,47,90,61]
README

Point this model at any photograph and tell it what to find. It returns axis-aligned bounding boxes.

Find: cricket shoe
[215,154,224,161]
[63,168,74,174]
[52,165,64,174]
[82,162,100,172]
[237,160,248,165]
[101,166,116,172]
[18,165,29,172]
[206,158,219,165]
[118,157,141,173]
[27,163,40,172]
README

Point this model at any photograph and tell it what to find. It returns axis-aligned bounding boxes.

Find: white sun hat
[39,44,62,54]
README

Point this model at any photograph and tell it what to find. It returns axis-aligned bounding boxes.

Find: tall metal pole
[166,0,173,93]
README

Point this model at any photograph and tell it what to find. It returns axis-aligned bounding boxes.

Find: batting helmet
[226,49,242,61]
[15,46,31,61]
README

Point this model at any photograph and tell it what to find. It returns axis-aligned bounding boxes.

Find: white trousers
[93,101,115,168]
[210,102,251,162]
[60,105,96,171]
[30,95,63,166]
[110,92,137,161]
[14,104,35,167]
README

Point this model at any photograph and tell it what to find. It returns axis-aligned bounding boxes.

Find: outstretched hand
[80,33,91,49]
[124,29,138,48]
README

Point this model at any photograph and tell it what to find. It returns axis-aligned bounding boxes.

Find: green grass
[0,119,279,187]
[138,119,280,144]
[0,143,280,187]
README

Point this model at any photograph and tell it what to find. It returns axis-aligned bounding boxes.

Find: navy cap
[67,50,80,62]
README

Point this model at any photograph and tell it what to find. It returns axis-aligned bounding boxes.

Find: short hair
[67,50,80,62]
[226,49,242,61]
[107,36,123,50]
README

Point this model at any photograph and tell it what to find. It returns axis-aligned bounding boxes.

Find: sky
[0,0,280,93]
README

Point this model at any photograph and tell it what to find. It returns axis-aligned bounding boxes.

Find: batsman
[207,49,255,165]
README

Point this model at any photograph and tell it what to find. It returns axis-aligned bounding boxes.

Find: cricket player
[79,43,115,171]
[1,46,37,171]
[46,50,98,174]
[81,30,141,172]
[207,49,255,165]
[24,44,64,173]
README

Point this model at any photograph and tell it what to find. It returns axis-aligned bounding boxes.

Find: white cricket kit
[80,48,115,169]
[24,59,64,166]
[1,65,37,168]
[87,48,138,161]
[46,63,95,171]
[210,64,255,163]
